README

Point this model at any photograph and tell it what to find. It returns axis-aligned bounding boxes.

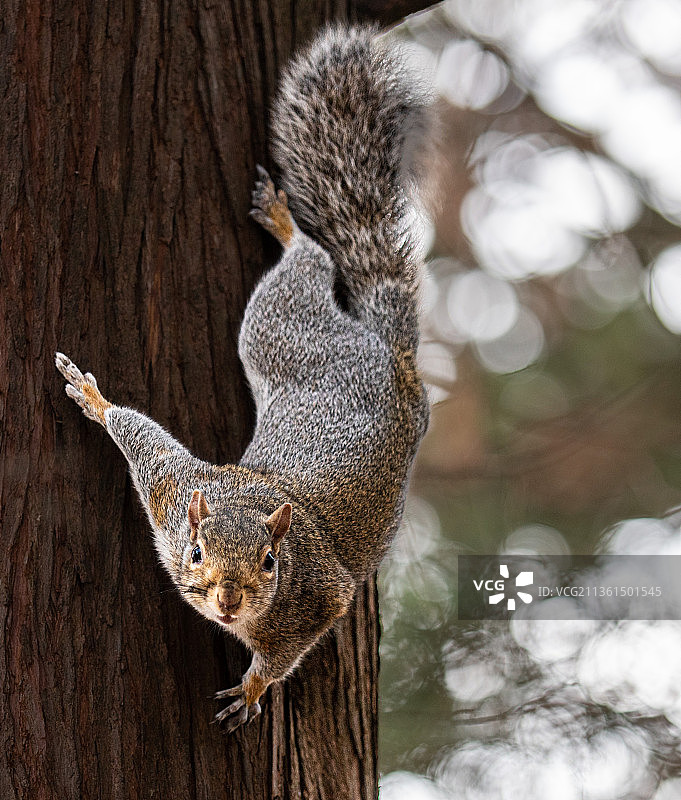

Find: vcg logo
[473,564,534,611]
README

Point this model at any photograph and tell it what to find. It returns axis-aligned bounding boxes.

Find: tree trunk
[0,1,427,797]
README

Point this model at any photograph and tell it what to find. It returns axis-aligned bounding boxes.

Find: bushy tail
[271,25,428,314]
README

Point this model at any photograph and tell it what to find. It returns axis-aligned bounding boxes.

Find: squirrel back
[272,26,428,326]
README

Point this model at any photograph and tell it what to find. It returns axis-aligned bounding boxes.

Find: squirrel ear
[188,490,211,541]
[266,503,292,549]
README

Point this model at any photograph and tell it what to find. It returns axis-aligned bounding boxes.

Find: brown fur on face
[176,502,286,627]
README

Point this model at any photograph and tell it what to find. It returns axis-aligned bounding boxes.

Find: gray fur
[272,25,428,322]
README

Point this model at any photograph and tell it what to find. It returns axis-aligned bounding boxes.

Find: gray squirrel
[56,24,430,733]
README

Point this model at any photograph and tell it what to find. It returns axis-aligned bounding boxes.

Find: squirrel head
[176,489,292,629]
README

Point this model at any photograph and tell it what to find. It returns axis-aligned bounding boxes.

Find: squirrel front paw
[214,669,268,733]
[55,352,112,426]
[249,165,298,248]
[214,683,262,733]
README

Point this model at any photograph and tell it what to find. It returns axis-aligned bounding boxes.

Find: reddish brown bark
[0,0,428,796]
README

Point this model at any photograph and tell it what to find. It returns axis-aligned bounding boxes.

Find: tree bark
[0,0,443,796]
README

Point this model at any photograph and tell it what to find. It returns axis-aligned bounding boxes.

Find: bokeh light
[619,0,681,76]
[650,245,681,334]
[446,270,519,340]
[437,39,509,110]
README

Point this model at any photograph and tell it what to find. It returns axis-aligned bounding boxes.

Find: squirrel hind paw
[249,166,297,248]
[55,352,111,425]
[55,353,98,392]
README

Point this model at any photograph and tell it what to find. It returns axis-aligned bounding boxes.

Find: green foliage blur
[379,2,681,795]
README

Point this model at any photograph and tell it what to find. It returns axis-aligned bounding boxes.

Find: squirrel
[55,24,430,733]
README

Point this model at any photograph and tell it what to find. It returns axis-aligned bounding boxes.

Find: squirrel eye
[191,545,203,565]
[262,551,276,572]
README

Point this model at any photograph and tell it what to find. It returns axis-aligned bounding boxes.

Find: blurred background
[379,1,681,797]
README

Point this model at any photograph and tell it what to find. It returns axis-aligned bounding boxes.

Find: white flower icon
[488,564,534,610]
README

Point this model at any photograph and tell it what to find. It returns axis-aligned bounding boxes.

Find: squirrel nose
[217,581,243,612]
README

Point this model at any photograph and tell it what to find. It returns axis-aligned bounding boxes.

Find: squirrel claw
[55,352,86,385]
[249,208,271,228]
[251,168,277,208]
[214,697,260,733]
[214,683,243,700]
[214,683,262,732]
[214,695,244,724]
[223,703,249,733]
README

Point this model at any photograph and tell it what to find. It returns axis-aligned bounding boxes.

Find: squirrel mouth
[217,613,239,625]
